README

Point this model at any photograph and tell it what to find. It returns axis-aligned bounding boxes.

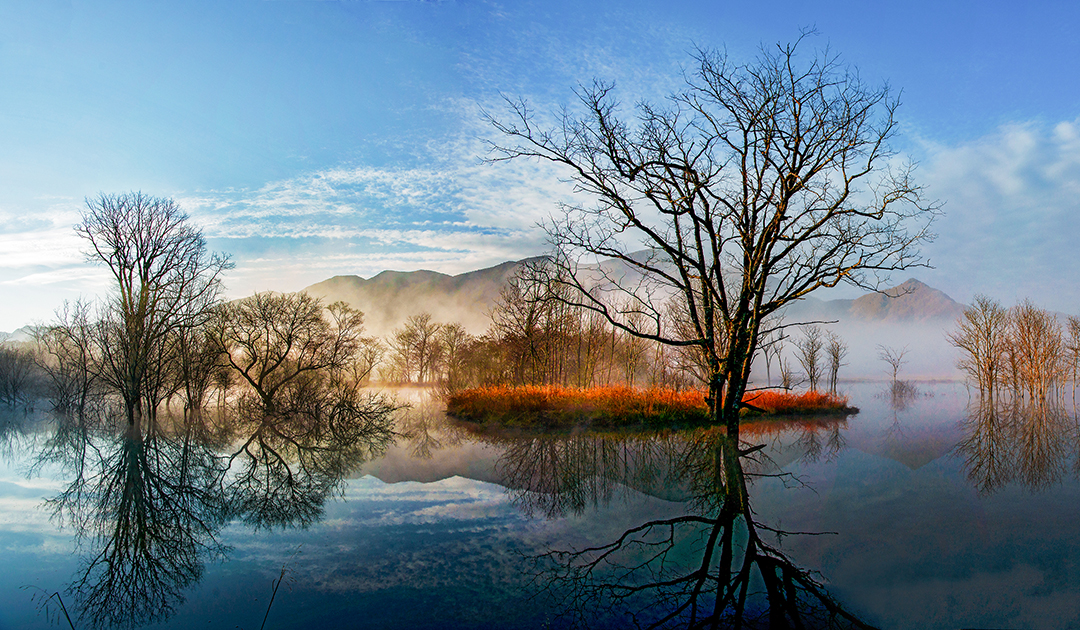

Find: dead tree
[488,34,937,444]
[826,331,848,394]
[795,325,825,391]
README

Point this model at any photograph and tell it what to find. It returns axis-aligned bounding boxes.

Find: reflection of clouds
[0,487,73,555]
[0,495,54,529]
[223,476,535,595]
[222,474,688,599]
[333,476,518,528]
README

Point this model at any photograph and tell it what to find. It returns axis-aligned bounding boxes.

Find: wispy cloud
[919,119,1080,312]
[177,122,586,297]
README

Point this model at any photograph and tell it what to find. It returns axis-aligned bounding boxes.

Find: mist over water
[752,320,964,384]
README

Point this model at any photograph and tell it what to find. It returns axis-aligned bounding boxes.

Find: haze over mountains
[301,257,970,380]
[2,258,967,378]
[304,258,967,338]
[305,258,537,337]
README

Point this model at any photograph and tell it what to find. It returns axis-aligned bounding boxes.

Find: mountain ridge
[303,260,967,338]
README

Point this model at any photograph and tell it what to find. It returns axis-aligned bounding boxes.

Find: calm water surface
[2,382,1079,629]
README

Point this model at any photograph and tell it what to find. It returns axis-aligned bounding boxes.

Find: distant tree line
[377,271,740,391]
[949,295,1080,400]
[13,193,391,432]
[1,192,874,420]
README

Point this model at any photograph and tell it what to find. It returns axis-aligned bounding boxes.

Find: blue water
[1,382,1078,629]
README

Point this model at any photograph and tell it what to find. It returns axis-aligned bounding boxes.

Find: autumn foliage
[740,389,852,415]
[446,385,852,428]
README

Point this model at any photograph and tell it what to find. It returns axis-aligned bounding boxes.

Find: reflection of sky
[0,451,687,629]
[751,382,1080,630]
[0,456,79,630]
[4,384,1080,628]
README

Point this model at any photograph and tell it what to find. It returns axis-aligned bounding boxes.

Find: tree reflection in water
[32,392,397,629]
[478,419,874,629]
[957,394,1078,493]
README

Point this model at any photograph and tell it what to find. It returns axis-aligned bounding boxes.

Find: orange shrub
[446,385,852,428]
[741,389,851,415]
[446,385,707,427]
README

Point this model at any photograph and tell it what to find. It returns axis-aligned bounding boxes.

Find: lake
[1,381,1078,629]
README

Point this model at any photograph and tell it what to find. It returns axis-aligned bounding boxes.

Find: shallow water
[1,382,1079,629]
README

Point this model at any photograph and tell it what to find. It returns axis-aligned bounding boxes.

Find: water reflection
[28,393,397,629]
[464,418,873,629]
[957,395,1079,494]
[494,432,692,518]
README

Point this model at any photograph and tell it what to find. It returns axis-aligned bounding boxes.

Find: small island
[445,385,857,430]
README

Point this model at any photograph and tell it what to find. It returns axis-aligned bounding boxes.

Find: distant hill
[304,258,542,337]
[0,326,36,345]
[784,278,965,324]
[849,279,966,322]
[304,256,967,339]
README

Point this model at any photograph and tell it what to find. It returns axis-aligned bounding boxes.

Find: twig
[259,546,301,630]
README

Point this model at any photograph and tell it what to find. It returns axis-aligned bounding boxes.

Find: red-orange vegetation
[740,389,851,415]
[446,385,852,428]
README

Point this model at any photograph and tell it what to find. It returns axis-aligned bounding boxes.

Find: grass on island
[445,385,855,429]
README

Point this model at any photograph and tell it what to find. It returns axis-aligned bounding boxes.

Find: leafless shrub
[795,326,824,391]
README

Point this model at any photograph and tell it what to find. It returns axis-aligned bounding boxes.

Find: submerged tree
[77,192,230,430]
[36,301,105,419]
[210,291,398,527]
[210,292,368,415]
[0,342,41,407]
[948,295,1010,397]
[950,296,1072,402]
[877,344,908,384]
[487,35,937,449]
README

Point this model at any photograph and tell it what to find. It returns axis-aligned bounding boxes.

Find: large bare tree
[488,37,937,456]
[78,192,231,430]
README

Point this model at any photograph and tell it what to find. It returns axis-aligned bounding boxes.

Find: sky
[2,0,1080,331]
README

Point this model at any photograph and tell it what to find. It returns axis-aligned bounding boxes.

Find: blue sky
[2,0,1080,330]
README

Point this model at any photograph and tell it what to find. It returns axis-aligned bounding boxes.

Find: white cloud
[917,119,1080,313]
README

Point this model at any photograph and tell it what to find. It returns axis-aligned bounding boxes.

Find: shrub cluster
[741,390,853,416]
[446,385,852,428]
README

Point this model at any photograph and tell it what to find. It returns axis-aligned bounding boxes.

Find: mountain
[784,278,965,324]
[304,258,542,337]
[305,259,966,339]
[0,326,36,345]
[848,279,966,322]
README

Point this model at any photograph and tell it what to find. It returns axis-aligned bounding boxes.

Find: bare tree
[779,356,795,391]
[877,344,909,383]
[387,313,443,384]
[826,331,848,394]
[795,325,825,391]
[487,35,937,458]
[0,343,40,407]
[1008,300,1066,400]
[757,316,787,388]
[437,322,473,391]
[1067,315,1080,391]
[77,192,230,429]
[947,294,1010,397]
[36,300,103,418]
[209,292,365,415]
